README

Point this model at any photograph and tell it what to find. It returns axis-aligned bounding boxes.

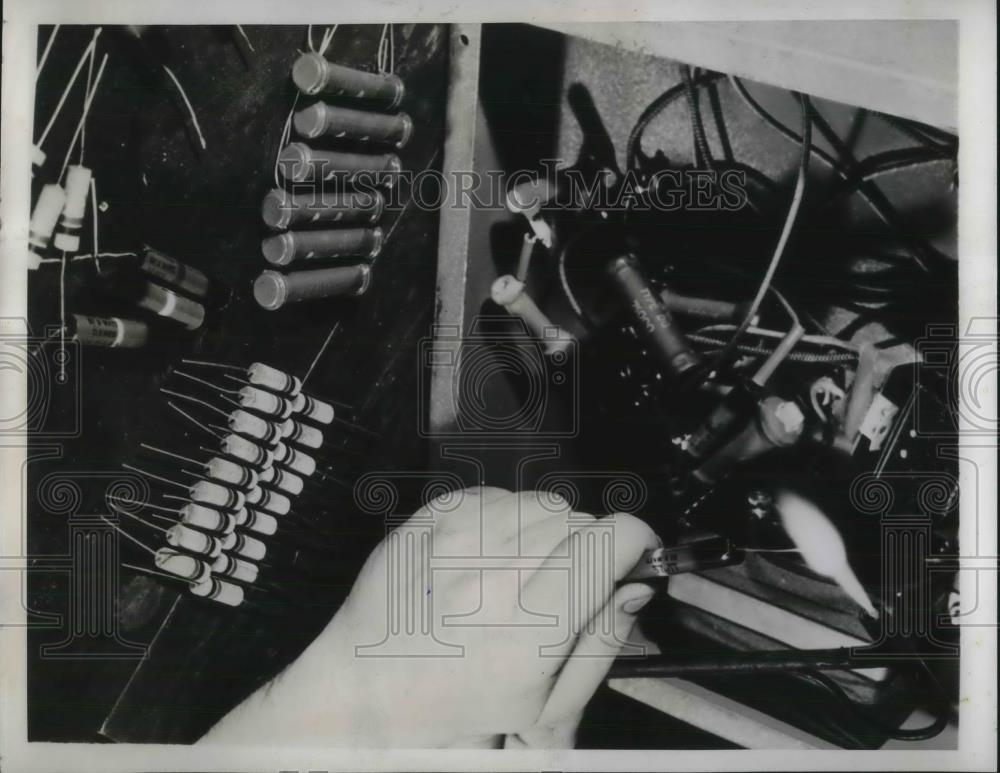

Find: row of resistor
[113,362,337,608]
[253,52,410,311]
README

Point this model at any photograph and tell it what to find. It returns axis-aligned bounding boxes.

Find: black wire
[821,146,955,207]
[805,671,950,742]
[873,111,958,152]
[682,65,714,168]
[706,79,735,163]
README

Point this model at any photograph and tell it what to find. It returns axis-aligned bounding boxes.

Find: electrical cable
[872,111,958,152]
[36,24,61,81]
[706,79,735,163]
[682,65,714,168]
[688,334,856,364]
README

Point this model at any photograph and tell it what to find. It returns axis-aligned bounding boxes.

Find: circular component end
[396,113,414,149]
[292,52,328,95]
[386,73,406,109]
[261,233,295,266]
[261,189,292,230]
[369,227,385,258]
[490,274,525,307]
[277,142,312,181]
[253,271,287,311]
[292,104,327,139]
[354,264,373,296]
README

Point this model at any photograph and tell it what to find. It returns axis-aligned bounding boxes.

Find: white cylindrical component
[281,446,316,477]
[204,457,258,489]
[245,509,278,536]
[258,466,276,484]
[247,362,302,396]
[491,274,574,356]
[154,548,210,582]
[232,532,267,561]
[238,386,288,417]
[229,409,280,443]
[301,394,335,425]
[220,434,272,467]
[271,467,304,496]
[272,441,289,463]
[257,489,290,515]
[212,553,259,584]
[189,480,245,511]
[166,524,220,557]
[219,532,237,550]
[283,419,323,449]
[231,507,249,526]
[29,184,66,252]
[291,393,307,413]
[32,145,46,167]
[189,576,245,607]
[53,165,92,252]
[180,502,227,532]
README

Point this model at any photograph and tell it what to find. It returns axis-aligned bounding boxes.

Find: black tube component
[293,103,413,148]
[278,143,402,186]
[659,291,752,324]
[253,265,372,311]
[623,534,744,581]
[262,228,383,266]
[141,247,211,298]
[261,188,384,230]
[607,648,861,679]
[607,255,702,377]
[292,53,404,108]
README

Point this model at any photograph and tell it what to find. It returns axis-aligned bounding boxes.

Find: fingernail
[622,590,655,615]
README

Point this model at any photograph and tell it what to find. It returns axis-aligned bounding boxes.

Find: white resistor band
[190,576,245,607]
[212,553,259,584]
[189,480,246,511]
[298,394,335,425]
[248,362,302,396]
[274,442,317,477]
[205,456,258,489]
[244,509,278,536]
[154,548,211,583]
[220,434,273,467]
[231,532,267,561]
[239,386,294,418]
[281,419,323,449]
[29,184,67,252]
[166,524,223,558]
[229,409,282,444]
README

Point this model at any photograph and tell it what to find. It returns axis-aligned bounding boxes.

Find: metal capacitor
[253,265,372,311]
[293,103,413,147]
[70,314,149,348]
[141,247,211,298]
[278,142,401,185]
[291,52,405,108]
[261,188,384,230]
[261,227,383,266]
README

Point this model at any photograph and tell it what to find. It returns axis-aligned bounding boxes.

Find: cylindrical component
[212,553,259,584]
[133,281,205,330]
[244,509,279,536]
[53,165,92,252]
[607,255,702,377]
[266,466,304,496]
[247,363,302,396]
[261,188,383,230]
[140,247,211,298]
[293,103,413,147]
[261,227,383,267]
[166,524,222,558]
[491,274,574,356]
[238,386,294,418]
[298,394,335,425]
[292,52,405,107]
[231,507,249,526]
[180,502,229,533]
[220,433,273,467]
[684,379,763,463]
[29,184,66,252]
[276,444,316,477]
[69,314,149,348]
[154,548,210,583]
[219,531,237,551]
[228,409,282,444]
[204,457,258,489]
[279,142,402,185]
[752,323,806,387]
[254,265,371,311]
[189,576,244,607]
[189,480,246,511]
[624,535,744,581]
[693,397,805,485]
[281,418,323,449]
[246,486,290,515]
[231,532,267,562]
[659,291,751,325]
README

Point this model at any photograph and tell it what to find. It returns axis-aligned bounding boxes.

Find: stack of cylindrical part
[255,52,412,308]
[149,362,337,607]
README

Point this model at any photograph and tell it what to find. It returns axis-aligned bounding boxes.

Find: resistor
[291,52,405,108]
[262,227,383,267]
[273,442,317,477]
[204,457,258,489]
[254,265,372,311]
[220,433,273,467]
[291,393,336,425]
[70,314,149,348]
[189,575,244,607]
[261,188,383,230]
[53,165,92,253]
[490,274,575,356]
[166,524,223,558]
[259,465,304,496]
[229,409,283,445]
[154,547,211,583]
[180,502,237,534]
[230,531,267,562]
[212,552,259,584]
[247,363,302,396]
[127,280,205,330]
[280,418,323,449]
[29,184,67,254]
[189,480,246,511]
[278,142,402,185]
[141,247,211,298]
[237,385,295,418]
[246,486,291,516]
[293,104,412,148]
[243,508,278,536]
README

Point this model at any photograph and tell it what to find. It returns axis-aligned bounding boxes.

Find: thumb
[517,582,656,748]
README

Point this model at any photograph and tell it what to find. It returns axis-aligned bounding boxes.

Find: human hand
[201,486,659,748]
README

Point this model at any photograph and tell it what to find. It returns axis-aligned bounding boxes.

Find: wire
[711,92,812,374]
[235,25,255,52]
[36,29,102,149]
[59,53,109,182]
[273,91,300,187]
[163,65,207,151]
[682,65,714,168]
[688,334,856,364]
[36,24,61,81]
[705,79,734,163]
[79,43,96,164]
